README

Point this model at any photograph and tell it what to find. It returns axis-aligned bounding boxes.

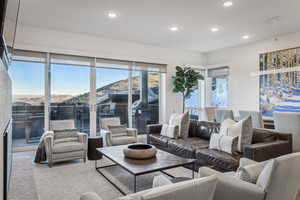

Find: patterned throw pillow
[209,133,238,155]
[236,161,268,183]
[107,125,127,137]
[160,124,179,139]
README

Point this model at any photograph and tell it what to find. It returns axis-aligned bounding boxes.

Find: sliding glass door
[96,67,129,132]
[50,64,91,134]
[9,61,45,147]
[131,71,160,134]
[9,50,166,148]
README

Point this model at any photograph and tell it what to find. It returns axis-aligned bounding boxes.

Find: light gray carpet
[9,151,195,200]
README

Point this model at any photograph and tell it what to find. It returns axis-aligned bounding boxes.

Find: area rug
[33,157,195,200]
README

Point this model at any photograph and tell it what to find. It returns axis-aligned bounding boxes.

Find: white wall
[14,25,205,122]
[205,31,300,116]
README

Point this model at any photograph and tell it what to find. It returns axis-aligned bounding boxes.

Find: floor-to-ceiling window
[9,57,45,147]
[50,64,91,134]
[49,54,92,134]
[131,69,160,134]
[184,68,206,120]
[9,50,166,149]
[96,66,129,132]
[207,67,229,107]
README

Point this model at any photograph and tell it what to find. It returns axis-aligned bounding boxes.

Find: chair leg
[83,157,86,163]
[48,162,53,168]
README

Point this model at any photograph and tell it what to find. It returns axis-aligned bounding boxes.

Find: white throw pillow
[160,124,179,139]
[209,133,238,154]
[219,116,253,153]
[219,119,237,136]
[168,112,190,138]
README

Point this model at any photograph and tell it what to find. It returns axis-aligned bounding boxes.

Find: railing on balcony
[12,102,159,147]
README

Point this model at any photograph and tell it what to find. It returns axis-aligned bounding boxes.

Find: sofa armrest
[127,128,138,137]
[244,140,291,162]
[147,124,163,143]
[105,131,113,146]
[214,175,265,200]
[239,157,258,167]
[198,167,224,178]
[78,132,88,151]
[44,135,54,162]
[80,192,103,200]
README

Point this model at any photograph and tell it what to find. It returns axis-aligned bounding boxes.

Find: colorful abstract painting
[260,47,300,116]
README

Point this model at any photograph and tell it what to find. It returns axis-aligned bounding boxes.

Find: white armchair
[44,120,88,167]
[100,117,137,146]
[80,176,218,200]
[152,153,300,200]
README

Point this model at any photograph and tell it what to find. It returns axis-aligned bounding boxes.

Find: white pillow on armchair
[160,124,179,139]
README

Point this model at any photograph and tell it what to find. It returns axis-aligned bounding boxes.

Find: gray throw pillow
[54,129,78,139]
[236,161,268,183]
[107,125,127,137]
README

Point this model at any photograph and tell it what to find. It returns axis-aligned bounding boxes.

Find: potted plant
[172,66,204,112]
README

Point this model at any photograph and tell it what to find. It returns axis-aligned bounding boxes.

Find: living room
[1,0,300,200]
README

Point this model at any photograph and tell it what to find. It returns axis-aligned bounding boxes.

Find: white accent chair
[151,153,300,200]
[80,175,218,200]
[100,117,138,146]
[44,120,88,167]
[274,112,300,152]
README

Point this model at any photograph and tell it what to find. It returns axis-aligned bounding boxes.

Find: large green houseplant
[172,66,204,112]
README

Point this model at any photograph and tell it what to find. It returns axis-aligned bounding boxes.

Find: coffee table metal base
[95,158,195,195]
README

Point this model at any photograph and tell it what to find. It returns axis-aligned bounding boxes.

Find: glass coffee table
[96,145,196,195]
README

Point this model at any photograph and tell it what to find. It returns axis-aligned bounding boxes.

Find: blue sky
[9,61,130,96]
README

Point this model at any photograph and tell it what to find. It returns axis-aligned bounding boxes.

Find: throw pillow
[160,124,179,139]
[209,133,238,154]
[256,159,278,191]
[222,116,253,153]
[169,112,190,138]
[219,119,237,136]
[107,125,127,137]
[54,129,78,139]
[236,161,268,183]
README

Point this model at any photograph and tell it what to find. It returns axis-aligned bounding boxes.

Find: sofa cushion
[149,134,169,148]
[111,136,137,146]
[168,138,209,158]
[53,142,84,153]
[196,148,241,171]
[252,129,277,143]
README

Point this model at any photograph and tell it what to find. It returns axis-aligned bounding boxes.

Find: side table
[88,136,103,161]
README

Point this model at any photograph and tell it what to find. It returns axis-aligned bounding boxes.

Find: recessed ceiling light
[242,35,250,39]
[211,27,219,32]
[108,11,117,18]
[170,26,179,32]
[223,1,233,7]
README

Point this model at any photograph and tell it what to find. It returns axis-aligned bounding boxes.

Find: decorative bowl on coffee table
[123,143,157,159]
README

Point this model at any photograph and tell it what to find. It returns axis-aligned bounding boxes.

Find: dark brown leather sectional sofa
[147,120,293,172]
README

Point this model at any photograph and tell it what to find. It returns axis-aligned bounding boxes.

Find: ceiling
[13,0,300,52]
